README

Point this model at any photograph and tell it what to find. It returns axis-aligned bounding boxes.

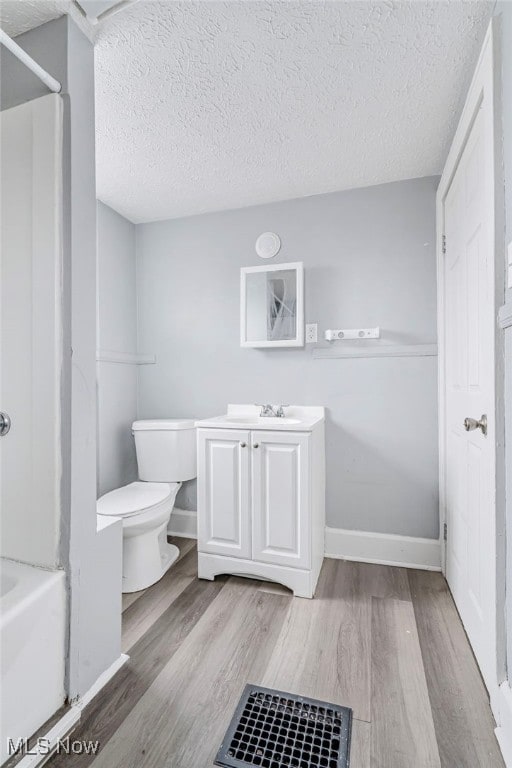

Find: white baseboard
[168,507,197,539]
[494,681,512,768]
[324,526,441,570]
[170,517,441,569]
[77,653,129,710]
[11,654,129,768]
[12,708,81,768]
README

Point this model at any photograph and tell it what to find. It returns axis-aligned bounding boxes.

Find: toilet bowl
[97,419,196,593]
[97,481,181,593]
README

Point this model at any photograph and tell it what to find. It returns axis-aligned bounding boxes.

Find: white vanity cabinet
[251,431,310,570]
[197,428,252,560]
[196,406,325,598]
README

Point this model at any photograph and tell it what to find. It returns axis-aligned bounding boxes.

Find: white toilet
[97,419,196,593]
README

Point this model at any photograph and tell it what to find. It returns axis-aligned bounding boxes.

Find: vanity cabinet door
[197,428,251,559]
[251,431,311,569]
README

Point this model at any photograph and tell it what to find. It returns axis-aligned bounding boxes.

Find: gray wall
[97,201,138,496]
[137,177,439,539]
[1,17,121,699]
[0,16,68,111]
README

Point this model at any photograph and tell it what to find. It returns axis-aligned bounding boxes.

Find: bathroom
[1,2,512,767]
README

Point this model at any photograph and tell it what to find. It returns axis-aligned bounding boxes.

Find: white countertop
[195,404,324,432]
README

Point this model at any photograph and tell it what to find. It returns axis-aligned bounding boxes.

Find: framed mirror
[240,262,304,348]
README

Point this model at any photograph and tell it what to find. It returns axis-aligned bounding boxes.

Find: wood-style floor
[48,538,504,768]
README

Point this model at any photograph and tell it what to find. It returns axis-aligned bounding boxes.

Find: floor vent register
[215,684,352,768]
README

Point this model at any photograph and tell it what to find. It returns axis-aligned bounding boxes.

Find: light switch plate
[305,323,318,343]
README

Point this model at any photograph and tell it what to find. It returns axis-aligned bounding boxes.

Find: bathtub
[0,558,66,765]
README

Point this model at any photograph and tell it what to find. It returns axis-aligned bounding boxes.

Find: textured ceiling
[1,1,494,223]
[0,0,68,36]
[0,0,138,36]
[94,1,493,223]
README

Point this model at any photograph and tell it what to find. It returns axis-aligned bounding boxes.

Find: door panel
[252,431,310,569]
[443,103,495,688]
[197,429,251,558]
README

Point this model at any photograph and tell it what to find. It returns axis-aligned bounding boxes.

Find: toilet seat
[97,481,179,519]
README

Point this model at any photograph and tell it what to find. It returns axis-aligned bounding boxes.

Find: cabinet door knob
[253,443,259,449]
[240,442,247,448]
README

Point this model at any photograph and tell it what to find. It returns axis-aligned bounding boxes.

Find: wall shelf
[96,349,156,365]
[312,343,438,360]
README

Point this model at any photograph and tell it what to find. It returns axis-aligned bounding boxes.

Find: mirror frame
[240,261,304,348]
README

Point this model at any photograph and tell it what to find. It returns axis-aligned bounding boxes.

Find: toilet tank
[132,419,196,482]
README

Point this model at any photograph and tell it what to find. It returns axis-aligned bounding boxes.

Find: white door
[251,431,310,569]
[442,97,496,686]
[197,428,251,558]
[0,95,63,568]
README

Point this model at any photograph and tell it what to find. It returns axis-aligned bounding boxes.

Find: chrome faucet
[256,404,289,418]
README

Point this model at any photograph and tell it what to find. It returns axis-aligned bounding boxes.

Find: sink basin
[195,406,324,432]
[223,416,301,425]
[257,417,301,425]
[222,416,259,424]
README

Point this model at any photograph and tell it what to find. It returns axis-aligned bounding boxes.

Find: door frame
[436,16,506,698]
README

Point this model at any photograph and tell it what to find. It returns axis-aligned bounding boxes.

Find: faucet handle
[255,403,273,416]
[275,404,289,417]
